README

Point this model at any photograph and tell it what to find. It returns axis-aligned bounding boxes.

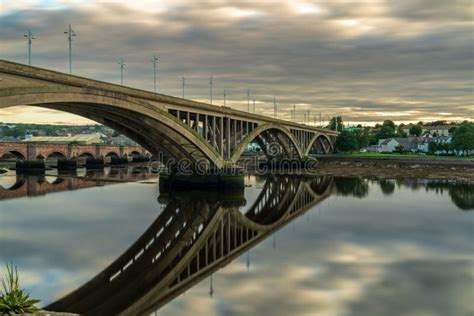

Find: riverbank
[315,156,474,182]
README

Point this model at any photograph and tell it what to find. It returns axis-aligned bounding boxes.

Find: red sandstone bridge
[0,141,147,161]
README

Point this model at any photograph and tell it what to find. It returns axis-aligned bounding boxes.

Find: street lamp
[224,89,227,106]
[209,76,214,104]
[181,77,186,98]
[253,98,256,114]
[247,89,250,112]
[150,55,159,93]
[63,24,77,74]
[23,28,35,66]
[117,58,125,85]
[273,96,277,118]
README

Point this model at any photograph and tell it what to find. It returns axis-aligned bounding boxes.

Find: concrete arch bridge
[0,60,337,171]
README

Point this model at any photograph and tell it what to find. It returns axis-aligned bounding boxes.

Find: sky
[0,0,473,126]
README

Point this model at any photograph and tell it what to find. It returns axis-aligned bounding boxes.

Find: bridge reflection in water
[0,166,156,200]
[43,175,334,315]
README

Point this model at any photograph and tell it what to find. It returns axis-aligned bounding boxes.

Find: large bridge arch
[230,123,304,163]
[0,88,224,169]
[306,133,334,155]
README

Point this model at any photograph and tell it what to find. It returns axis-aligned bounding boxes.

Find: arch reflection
[46,176,334,315]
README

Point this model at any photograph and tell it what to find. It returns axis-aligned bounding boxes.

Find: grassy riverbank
[325,152,474,159]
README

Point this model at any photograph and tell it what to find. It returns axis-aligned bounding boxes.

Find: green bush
[0,263,40,314]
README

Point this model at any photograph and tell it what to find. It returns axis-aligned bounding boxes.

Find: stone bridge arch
[0,88,223,169]
[306,133,334,155]
[230,123,304,163]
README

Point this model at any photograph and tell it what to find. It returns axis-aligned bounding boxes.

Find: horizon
[1,0,473,125]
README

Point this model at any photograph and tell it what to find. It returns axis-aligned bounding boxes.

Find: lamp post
[209,76,213,104]
[253,98,256,114]
[63,24,77,74]
[181,77,186,98]
[23,28,35,66]
[224,89,227,106]
[247,89,250,112]
[273,96,277,118]
[293,104,296,122]
[117,58,125,85]
[150,56,159,93]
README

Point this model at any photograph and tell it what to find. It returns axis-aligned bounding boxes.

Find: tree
[394,144,405,153]
[452,122,474,151]
[375,125,395,140]
[409,124,422,136]
[335,131,359,152]
[329,116,344,132]
[382,120,396,129]
[397,127,408,137]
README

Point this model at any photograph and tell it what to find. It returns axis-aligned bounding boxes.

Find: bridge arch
[306,133,333,155]
[105,151,120,159]
[78,152,95,159]
[0,88,224,169]
[46,152,67,160]
[230,123,304,163]
[1,150,26,160]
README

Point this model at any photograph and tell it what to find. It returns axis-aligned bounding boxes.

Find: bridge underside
[0,60,338,172]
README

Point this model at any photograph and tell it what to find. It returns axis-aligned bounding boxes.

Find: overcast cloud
[0,0,473,125]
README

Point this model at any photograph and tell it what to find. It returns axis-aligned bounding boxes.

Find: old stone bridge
[0,141,146,161]
[0,60,338,170]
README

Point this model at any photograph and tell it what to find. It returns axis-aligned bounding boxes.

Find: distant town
[0,122,136,146]
[1,119,472,157]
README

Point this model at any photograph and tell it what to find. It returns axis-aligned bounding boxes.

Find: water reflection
[46,176,334,315]
[0,166,157,201]
[0,173,472,315]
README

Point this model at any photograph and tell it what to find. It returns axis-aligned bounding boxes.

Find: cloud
[0,0,473,125]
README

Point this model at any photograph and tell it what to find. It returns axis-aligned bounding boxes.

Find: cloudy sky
[0,0,473,125]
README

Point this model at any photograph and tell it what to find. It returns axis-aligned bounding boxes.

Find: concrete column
[196,113,200,135]
[119,145,124,157]
[176,109,180,122]
[220,218,224,257]
[212,116,217,149]
[220,117,224,155]
[187,112,191,127]
[204,115,208,142]
[233,119,237,151]
[226,118,231,159]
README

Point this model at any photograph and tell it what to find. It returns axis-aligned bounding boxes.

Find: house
[403,125,454,137]
[369,137,421,153]
[417,136,452,153]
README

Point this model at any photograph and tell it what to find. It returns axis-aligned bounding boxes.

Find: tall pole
[182,77,186,98]
[209,76,213,104]
[304,113,307,125]
[253,98,255,114]
[247,89,250,112]
[273,96,277,118]
[293,104,296,122]
[150,56,159,93]
[24,28,35,66]
[307,109,310,125]
[224,89,226,106]
[64,24,77,74]
[319,112,322,127]
[117,58,125,85]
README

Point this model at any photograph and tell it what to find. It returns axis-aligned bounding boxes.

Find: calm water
[0,167,473,315]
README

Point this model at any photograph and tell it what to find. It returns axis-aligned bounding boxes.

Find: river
[0,166,472,315]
